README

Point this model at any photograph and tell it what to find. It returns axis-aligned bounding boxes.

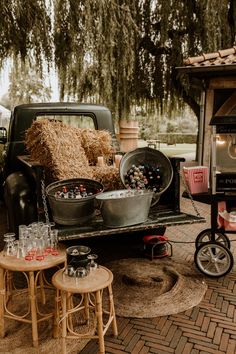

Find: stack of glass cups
[12,222,59,261]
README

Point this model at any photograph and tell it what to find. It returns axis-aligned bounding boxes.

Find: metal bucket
[96,189,154,228]
[119,147,173,204]
[46,178,103,225]
[66,245,91,268]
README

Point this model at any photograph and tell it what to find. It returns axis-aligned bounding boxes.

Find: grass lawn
[138,140,196,159]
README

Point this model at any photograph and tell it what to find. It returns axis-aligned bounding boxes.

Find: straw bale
[25,119,93,180]
[77,128,113,165]
[92,165,123,191]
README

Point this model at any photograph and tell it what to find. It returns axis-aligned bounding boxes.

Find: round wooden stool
[0,248,66,347]
[52,266,118,354]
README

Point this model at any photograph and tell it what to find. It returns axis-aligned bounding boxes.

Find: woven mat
[0,289,94,354]
[105,257,207,318]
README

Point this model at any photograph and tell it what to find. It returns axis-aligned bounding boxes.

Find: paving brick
[213,326,223,345]
[194,344,225,354]
[130,339,145,354]
[131,319,156,329]
[125,333,141,352]
[169,328,182,349]
[139,346,150,354]
[136,327,164,338]
[226,338,236,354]
[164,324,177,342]
[146,341,174,353]
[182,342,194,354]
[141,334,170,345]
[185,332,215,344]
[215,295,224,310]
[206,321,217,338]
[221,300,229,314]
[175,335,188,353]
[219,332,230,352]
[226,303,234,318]
[195,311,205,327]
[160,319,172,336]
[191,307,200,321]
[104,339,126,351]
[151,316,168,329]
[122,328,137,346]
[201,316,210,332]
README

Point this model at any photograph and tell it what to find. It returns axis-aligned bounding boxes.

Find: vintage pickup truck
[0,102,205,242]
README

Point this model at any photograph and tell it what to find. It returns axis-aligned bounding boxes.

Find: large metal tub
[46,178,103,225]
[119,147,173,205]
[96,189,153,228]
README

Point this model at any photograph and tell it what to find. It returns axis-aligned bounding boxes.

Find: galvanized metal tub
[96,189,154,228]
[119,147,173,205]
[46,178,103,225]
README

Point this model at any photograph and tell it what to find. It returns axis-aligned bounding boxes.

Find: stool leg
[29,271,39,348]
[95,290,105,354]
[39,271,46,304]
[6,270,13,304]
[61,291,67,354]
[0,268,5,338]
[84,293,89,323]
[53,288,60,338]
[67,293,74,330]
[108,284,118,336]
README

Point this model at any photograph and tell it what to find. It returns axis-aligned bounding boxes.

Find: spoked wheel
[195,228,230,249]
[194,241,234,278]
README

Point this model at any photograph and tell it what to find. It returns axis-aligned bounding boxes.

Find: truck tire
[4,172,38,235]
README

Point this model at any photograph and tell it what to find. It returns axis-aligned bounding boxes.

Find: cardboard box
[183,166,209,194]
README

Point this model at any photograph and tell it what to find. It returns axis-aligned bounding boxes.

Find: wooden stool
[0,248,66,347]
[52,266,118,354]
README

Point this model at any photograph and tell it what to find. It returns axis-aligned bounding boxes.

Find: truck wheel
[194,241,233,278]
[195,228,230,249]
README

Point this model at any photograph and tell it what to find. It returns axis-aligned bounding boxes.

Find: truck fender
[4,172,37,234]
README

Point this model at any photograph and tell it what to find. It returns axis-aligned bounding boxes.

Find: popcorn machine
[194,115,236,277]
[211,115,236,193]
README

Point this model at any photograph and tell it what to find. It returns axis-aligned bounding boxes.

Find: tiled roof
[183,47,236,67]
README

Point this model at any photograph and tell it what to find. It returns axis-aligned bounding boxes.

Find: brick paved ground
[1,187,236,354]
[79,195,236,354]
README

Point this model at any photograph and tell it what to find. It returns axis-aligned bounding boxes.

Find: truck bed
[57,207,206,241]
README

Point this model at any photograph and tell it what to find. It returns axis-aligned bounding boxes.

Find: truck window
[36,114,95,129]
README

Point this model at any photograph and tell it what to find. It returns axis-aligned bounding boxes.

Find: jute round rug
[105,257,207,318]
[0,289,95,354]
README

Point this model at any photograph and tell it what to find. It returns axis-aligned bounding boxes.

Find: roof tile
[183,47,236,67]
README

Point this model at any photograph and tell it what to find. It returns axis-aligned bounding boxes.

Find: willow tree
[0,0,236,120]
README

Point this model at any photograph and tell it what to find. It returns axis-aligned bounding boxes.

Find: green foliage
[7,59,52,108]
[0,0,235,120]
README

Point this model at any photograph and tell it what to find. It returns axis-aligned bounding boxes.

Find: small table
[52,266,118,354]
[0,248,66,347]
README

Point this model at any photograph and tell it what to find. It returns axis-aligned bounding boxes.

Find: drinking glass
[87,254,98,271]
[3,233,16,256]
[50,229,59,255]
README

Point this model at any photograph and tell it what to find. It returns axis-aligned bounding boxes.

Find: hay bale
[25,119,93,181]
[92,165,123,191]
[77,128,113,165]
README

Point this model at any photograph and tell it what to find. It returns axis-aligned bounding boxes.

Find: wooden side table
[52,266,118,354]
[0,248,66,347]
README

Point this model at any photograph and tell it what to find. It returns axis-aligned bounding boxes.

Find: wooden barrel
[119,120,139,152]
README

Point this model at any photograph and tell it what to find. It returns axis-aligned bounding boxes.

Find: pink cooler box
[183,166,209,194]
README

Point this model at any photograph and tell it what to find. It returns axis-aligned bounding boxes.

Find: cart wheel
[194,241,234,278]
[195,228,230,249]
